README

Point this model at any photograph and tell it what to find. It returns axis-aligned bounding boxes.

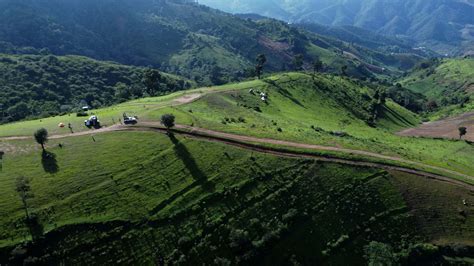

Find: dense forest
[0,54,192,123]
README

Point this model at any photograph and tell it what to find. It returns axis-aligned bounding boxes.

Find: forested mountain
[200,0,474,55]
[0,54,191,123]
[0,0,422,85]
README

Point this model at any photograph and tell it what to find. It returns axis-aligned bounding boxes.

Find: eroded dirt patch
[398,112,474,141]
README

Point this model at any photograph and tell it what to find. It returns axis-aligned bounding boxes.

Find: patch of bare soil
[397,112,474,141]
[464,82,474,93]
[171,93,202,104]
[258,36,292,60]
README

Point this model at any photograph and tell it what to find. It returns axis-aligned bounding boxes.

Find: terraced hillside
[1,72,473,264]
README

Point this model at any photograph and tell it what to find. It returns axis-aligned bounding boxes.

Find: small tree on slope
[161,114,176,133]
[34,128,49,151]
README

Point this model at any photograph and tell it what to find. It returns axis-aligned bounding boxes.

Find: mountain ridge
[200,0,474,55]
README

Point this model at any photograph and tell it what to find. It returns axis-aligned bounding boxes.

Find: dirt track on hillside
[136,123,474,186]
[1,120,473,185]
[1,88,473,187]
[91,122,470,189]
[398,112,474,141]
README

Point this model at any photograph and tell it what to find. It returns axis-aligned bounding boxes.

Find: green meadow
[1,130,472,264]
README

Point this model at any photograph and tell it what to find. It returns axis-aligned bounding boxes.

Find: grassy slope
[401,58,474,118]
[0,79,260,137]
[1,72,473,177]
[0,131,472,264]
[152,73,474,176]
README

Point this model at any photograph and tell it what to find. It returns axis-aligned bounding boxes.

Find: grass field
[148,73,474,177]
[0,79,262,138]
[2,72,473,178]
[1,130,472,264]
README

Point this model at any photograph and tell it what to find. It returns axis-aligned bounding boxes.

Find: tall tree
[16,176,32,220]
[143,69,162,97]
[312,58,323,74]
[255,54,267,79]
[292,54,304,71]
[341,65,348,76]
[34,128,49,151]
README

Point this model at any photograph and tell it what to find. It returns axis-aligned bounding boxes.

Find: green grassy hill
[153,73,473,178]
[1,132,473,264]
[1,72,473,264]
[0,54,192,123]
[1,72,473,178]
[400,58,474,118]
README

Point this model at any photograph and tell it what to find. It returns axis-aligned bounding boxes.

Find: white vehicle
[123,113,138,125]
[85,115,100,128]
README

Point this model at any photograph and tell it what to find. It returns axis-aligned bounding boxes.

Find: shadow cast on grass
[169,133,208,183]
[42,150,59,174]
[147,133,214,216]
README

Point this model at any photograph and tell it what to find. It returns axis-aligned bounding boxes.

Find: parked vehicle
[85,115,100,128]
[123,113,138,125]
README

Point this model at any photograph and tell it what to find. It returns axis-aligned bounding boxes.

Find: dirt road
[138,123,474,184]
[1,120,473,187]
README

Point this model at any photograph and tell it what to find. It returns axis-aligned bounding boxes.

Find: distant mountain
[0,0,424,85]
[200,0,474,55]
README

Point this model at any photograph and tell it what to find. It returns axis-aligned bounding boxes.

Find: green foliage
[364,242,398,266]
[0,54,190,123]
[34,128,48,150]
[400,58,474,116]
[255,54,267,79]
[459,127,467,139]
[292,54,304,71]
[386,84,426,113]
[161,114,176,129]
[0,0,402,86]
[142,69,162,97]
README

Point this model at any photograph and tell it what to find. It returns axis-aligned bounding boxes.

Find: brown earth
[398,112,474,141]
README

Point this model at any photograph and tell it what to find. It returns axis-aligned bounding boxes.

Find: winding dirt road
[138,123,474,186]
[1,90,473,187]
